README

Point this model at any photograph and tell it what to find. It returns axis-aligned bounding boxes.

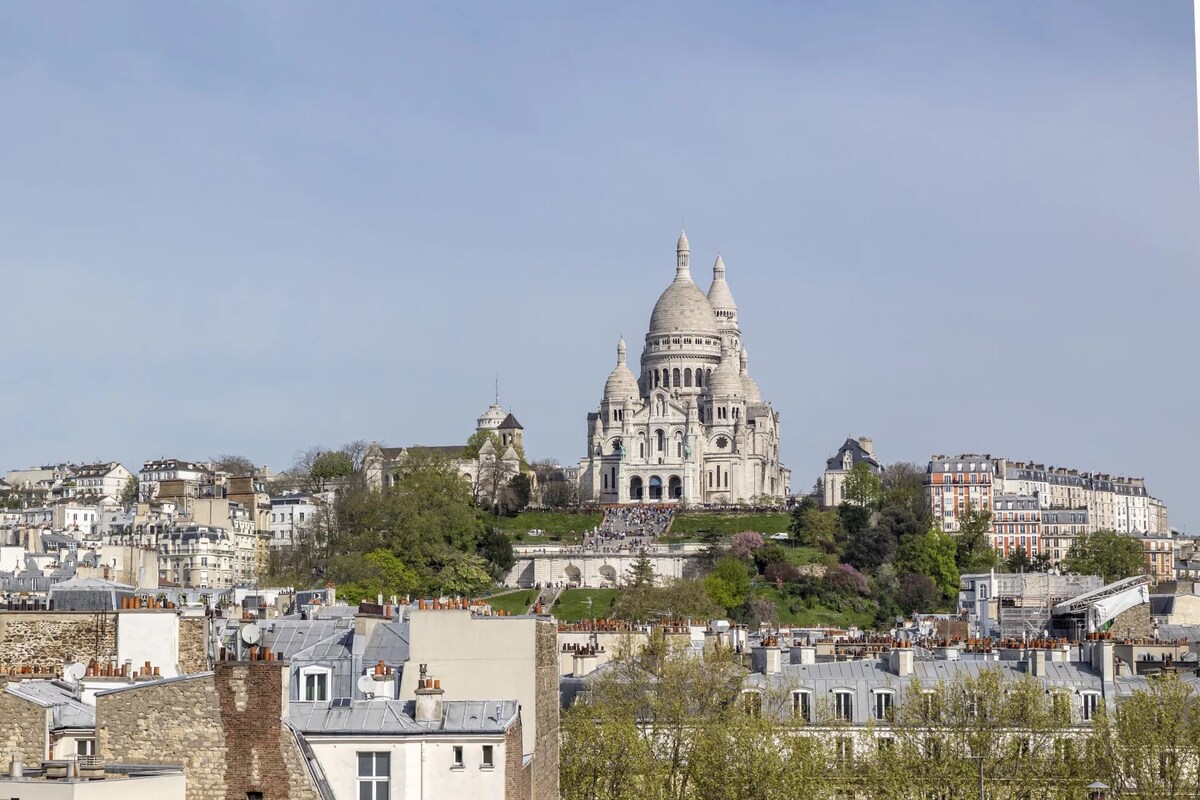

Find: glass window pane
[374,781,389,800]
[359,782,372,800]
[374,754,389,776]
[358,753,373,777]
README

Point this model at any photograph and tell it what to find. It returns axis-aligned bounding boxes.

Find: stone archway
[668,475,682,500]
[564,564,582,586]
[598,565,618,587]
[630,476,644,501]
[649,475,663,501]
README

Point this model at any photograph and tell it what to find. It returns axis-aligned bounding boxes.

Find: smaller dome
[604,337,640,401]
[707,253,738,320]
[704,346,743,398]
[739,348,762,403]
[677,227,690,252]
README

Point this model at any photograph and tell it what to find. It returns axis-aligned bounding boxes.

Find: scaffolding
[993,573,1104,640]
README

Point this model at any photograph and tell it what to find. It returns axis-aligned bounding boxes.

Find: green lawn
[754,585,875,629]
[488,510,602,544]
[671,512,791,536]
[485,589,538,616]
[553,588,618,622]
[782,546,825,566]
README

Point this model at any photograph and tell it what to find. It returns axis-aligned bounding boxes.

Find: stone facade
[0,686,49,765]
[178,617,209,674]
[504,546,704,588]
[0,612,116,667]
[504,718,531,800]
[1112,603,1153,640]
[532,620,559,800]
[96,663,318,800]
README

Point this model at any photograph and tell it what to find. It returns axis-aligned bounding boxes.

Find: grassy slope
[486,589,538,615]
[670,512,791,535]
[754,585,875,629]
[553,588,618,622]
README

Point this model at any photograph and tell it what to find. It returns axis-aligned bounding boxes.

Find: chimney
[888,646,913,677]
[791,645,817,665]
[414,665,444,724]
[857,437,874,457]
[1030,648,1048,677]
[572,650,599,677]
[751,638,782,675]
[1093,639,1115,686]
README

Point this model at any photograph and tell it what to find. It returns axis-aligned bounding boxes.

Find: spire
[617,336,627,365]
[494,376,500,405]
[739,347,748,374]
[675,227,691,280]
[714,252,725,277]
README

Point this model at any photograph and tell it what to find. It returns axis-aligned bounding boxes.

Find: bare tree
[210,454,260,477]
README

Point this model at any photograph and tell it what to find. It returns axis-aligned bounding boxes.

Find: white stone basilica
[579,231,790,504]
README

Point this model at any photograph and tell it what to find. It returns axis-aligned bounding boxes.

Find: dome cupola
[603,337,640,402]
[647,229,720,338]
[707,253,738,328]
[739,347,762,403]
[704,345,744,398]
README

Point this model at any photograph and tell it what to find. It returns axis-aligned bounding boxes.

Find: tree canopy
[1062,530,1146,583]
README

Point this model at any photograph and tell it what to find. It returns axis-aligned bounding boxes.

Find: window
[834,690,853,721]
[792,691,811,721]
[304,672,328,701]
[481,745,494,769]
[357,753,389,800]
[76,739,96,756]
[1081,692,1099,721]
[872,691,894,721]
[452,746,463,768]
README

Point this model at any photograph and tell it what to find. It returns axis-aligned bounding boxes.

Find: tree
[1005,545,1034,573]
[895,572,938,613]
[837,503,872,538]
[210,454,259,477]
[610,579,721,622]
[880,461,930,523]
[1062,530,1146,584]
[310,450,354,491]
[437,553,494,596]
[627,549,656,588]
[788,495,818,532]
[729,531,764,559]
[119,476,139,506]
[328,549,421,604]
[842,461,882,508]
[843,524,897,572]
[478,528,516,580]
[704,557,752,612]
[895,528,959,604]
[954,501,997,574]
[791,508,841,552]
[507,473,532,512]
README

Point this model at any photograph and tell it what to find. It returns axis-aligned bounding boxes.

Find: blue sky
[1,3,1196,530]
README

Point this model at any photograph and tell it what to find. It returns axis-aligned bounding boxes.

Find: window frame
[833,689,854,721]
[481,745,495,770]
[356,752,390,800]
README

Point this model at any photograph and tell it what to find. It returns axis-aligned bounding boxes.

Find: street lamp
[1086,781,1109,800]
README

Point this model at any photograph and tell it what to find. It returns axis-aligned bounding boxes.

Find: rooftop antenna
[495,376,500,405]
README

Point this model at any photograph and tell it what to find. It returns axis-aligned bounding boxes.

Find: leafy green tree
[791,507,841,552]
[1005,545,1034,573]
[895,528,959,603]
[955,502,998,573]
[437,553,494,596]
[704,557,752,612]
[837,502,872,538]
[328,549,420,604]
[1062,530,1146,583]
[119,476,140,506]
[842,461,882,508]
[310,450,354,490]
[788,495,818,532]
[477,528,515,580]
[880,461,930,523]
[843,523,897,572]
[627,549,656,588]
[507,473,532,513]
[610,579,721,623]
[895,572,939,613]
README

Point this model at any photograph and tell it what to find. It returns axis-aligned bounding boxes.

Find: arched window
[675,433,683,458]
[653,371,660,388]
[662,368,670,387]
[706,368,712,383]
[708,471,714,488]
[684,368,692,387]
[695,370,703,388]
[638,435,646,459]
[672,368,681,387]
[656,429,665,452]
[602,473,608,490]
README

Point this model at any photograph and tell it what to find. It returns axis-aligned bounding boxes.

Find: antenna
[63,662,85,683]
[495,376,500,405]
[357,674,378,698]
[239,622,261,645]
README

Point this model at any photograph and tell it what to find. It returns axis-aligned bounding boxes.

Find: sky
[0,3,1197,530]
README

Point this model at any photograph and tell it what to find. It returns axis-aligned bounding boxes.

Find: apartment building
[269,492,321,547]
[925,455,996,532]
[138,459,212,503]
[67,462,133,500]
[157,525,237,588]
[993,459,1166,535]
[1041,507,1090,564]
[990,494,1042,559]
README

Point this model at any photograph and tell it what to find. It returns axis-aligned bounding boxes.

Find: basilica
[579,231,790,504]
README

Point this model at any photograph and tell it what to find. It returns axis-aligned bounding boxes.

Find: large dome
[648,280,720,337]
[705,347,744,397]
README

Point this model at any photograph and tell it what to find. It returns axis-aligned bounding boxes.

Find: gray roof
[3,680,96,731]
[825,438,881,472]
[289,699,518,736]
[363,623,410,666]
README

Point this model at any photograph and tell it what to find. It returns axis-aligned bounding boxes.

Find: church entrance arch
[629,476,644,501]
[668,476,682,499]
[649,475,663,501]
[598,565,618,587]
[564,565,581,586]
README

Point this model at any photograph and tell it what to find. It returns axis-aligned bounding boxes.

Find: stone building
[579,231,789,504]
[822,437,881,507]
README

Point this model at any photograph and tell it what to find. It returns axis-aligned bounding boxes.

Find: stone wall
[504,717,531,800]
[532,620,560,800]
[96,663,318,800]
[0,687,48,766]
[178,617,209,673]
[0,611,117,667]
[1113,603,1153,639]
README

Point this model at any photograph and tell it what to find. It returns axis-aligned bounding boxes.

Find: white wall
[116,611,181,678]
[0,773,184,800]
[306,735,508,800]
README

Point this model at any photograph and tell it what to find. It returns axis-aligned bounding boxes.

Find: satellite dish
[239,623,261,645]
[63,662,85,682]
[357,675,378,697]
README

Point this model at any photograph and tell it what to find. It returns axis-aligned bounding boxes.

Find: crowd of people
[580,505,676,551]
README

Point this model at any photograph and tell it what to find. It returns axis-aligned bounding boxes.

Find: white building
[68,462,134,501]
[579,231,789,504]
[138,459,212,502]
[269,492,322,547]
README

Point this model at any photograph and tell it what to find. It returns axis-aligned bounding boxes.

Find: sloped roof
[364,622,411,666]
[4,680,96,731]
[825,438,882,472]
[289,699,519,735]
[499,413,523,430]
